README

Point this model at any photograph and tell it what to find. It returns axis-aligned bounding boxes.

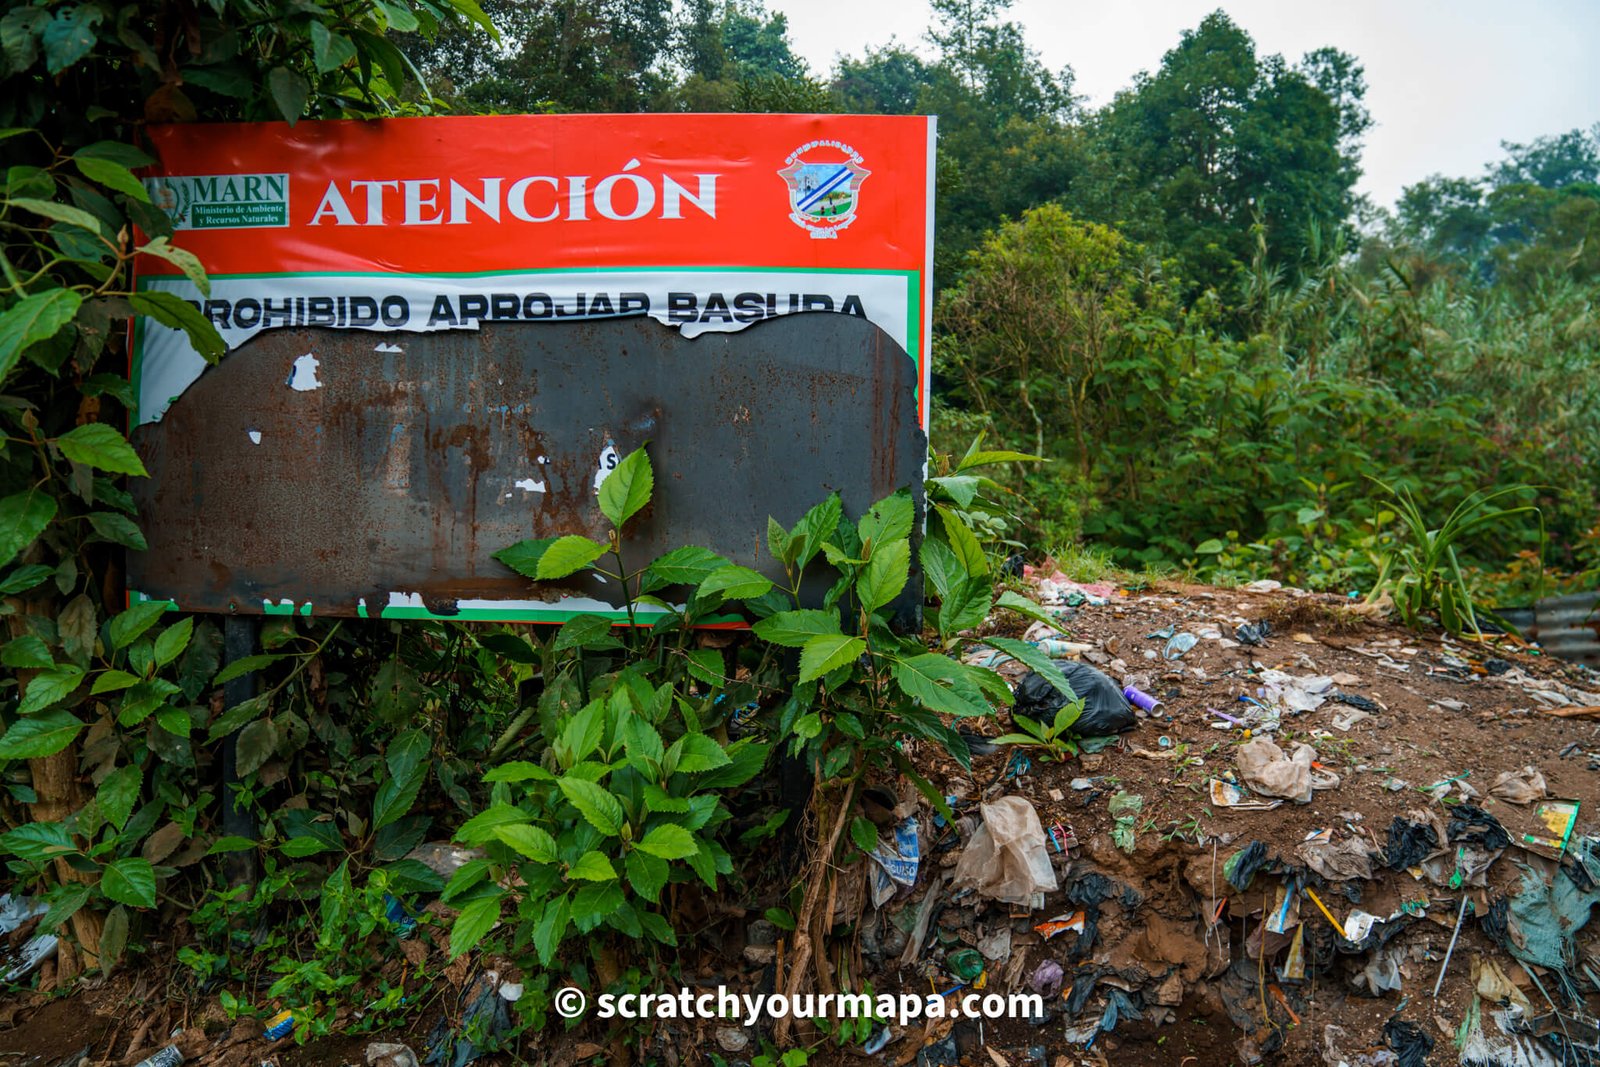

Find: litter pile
[791,569,1600,1065]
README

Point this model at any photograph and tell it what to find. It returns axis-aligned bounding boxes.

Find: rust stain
[130,315,925,617]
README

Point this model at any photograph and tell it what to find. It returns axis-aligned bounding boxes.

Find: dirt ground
[831,575,1600,1067]
[3,575,1600,1067]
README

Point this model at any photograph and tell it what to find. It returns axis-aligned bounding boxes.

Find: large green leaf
[980,636,1075,699]
[625,850,669,902]
[935,506,988,577]
[100,857,157,909]
[857,538,910,612]
[448,889,504,959]
[267,66,310,124]
[454,802,532,846]
[0,290,82,385]
[88,511,147,550]
[56,423,147,476]
[640,545,728,591]
[567,850,618,881]
[556,777,624,836]
[751,609,841,648]
[1,635,53,670]
[96,765,142,831]
[492,537,553,579]
[891,655,992,717]
[135,236,207,295]
[0,489,58,568]
[152,617,193,668]
[17,666,83,715]
[372,728,428,832]
[75,156,150,202]
[597,446,652,528]
[696,564,773,601]
[553,614,622,651]
[0,710,84,758]
[128,291,225,362]
[798,634,866,684]
[108,601,167,650]
[787,494,842,568]
[0,822,76,862]
[671,733,732,773]
[636,824,699,860]
[536,535,608,580]
[993,591,1063,632]
[531,892,570,965]
[858,490,915,547]
[40,5,102,74]
[493,823,557,863]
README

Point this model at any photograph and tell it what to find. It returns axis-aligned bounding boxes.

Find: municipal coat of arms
[779,140,871,239]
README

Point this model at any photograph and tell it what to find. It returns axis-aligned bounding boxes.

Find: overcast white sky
[767,0,1600,208]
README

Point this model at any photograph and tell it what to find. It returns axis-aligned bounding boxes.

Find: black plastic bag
[1384,817,1438,871]
[1383,1018,1434,1067]
[1013,660,1136,736]
[1447,805,1511,851]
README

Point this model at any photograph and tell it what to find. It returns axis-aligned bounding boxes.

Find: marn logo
[779,140,870,239]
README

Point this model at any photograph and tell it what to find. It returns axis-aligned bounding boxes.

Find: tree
[405,0,672,113]
[1084,12,1361,291]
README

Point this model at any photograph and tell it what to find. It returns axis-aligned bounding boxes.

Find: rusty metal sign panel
[128,114,935,620]
[129,315,925,621]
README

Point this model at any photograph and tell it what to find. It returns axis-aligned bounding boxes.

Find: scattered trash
[1224,842,1271,891]
[424,970,514,1067]
[367,1043,421,1067]
[1331,708,1374,731]
[1235,621,1272,645]
[950,797,1058,906]
[1108,791,1143,853]
[1036,638,1096,657]
[1255,669,1335,714]
[917,1032,959,1067]
[1034,912,1086,940]
[1489,766,1549,806]
[868,816,921,907]
[131,1047,184,1067]
[1164,632,1199,659]
[1384,812,1443,870]
[977,925,1012,962]
[1383,1018,1434,1067]
[1122,685,1161,712]
[1029,959,1065,997]
[0,894,56,981]
[946,947,986,981]
[1332,691,1380,712]
[1508,798,1580,859]
[714,1027,749,1053]
[1237,738,1338,803]
[404,842,487,879]
[1013,659,1137,736]
[1209,775,1283,811]
[1298,834,1377,881]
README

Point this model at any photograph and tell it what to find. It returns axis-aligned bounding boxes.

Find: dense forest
[404,0,1600,599]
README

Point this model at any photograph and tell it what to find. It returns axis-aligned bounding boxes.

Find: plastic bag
[1490,766,1548,805]
[1237,739,1336,803]
[1012,661,1136,736]
[950,796,1058,906]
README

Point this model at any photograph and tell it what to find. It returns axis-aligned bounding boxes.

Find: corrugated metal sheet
[129,313,926,619]
[1533,592,1600,667]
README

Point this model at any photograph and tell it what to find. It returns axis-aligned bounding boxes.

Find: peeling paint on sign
[287,353,322,391]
